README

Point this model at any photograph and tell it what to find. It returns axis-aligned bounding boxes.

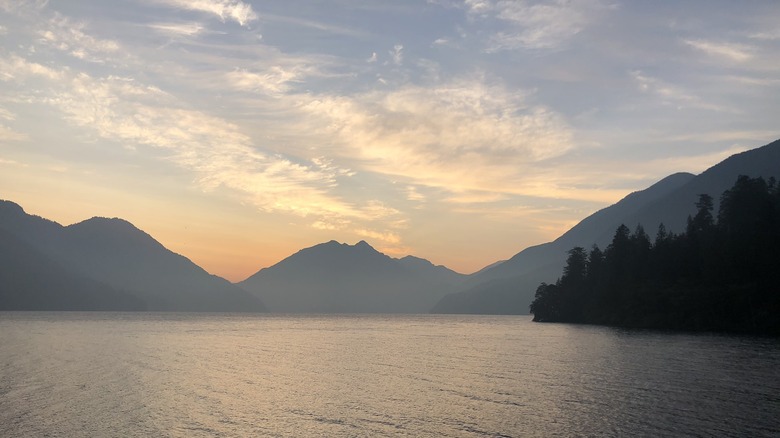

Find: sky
[1,0,779,281]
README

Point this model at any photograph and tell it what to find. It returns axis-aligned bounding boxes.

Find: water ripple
[1,312,779,437]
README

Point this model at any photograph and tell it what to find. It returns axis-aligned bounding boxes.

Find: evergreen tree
[529,175,780,335]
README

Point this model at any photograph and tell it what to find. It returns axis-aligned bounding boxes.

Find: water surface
[1,313,778,437]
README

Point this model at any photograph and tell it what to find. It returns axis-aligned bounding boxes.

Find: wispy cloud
[301,77,576,198]
[2,0,779,274]
[0,107,15,120]
[631,70,734,112]
[644,145,750,175]
[684,39,754,63]
[0,0,47,14]
[260,12,368,38]
[749,30,780,41]
[355,228,401,244]
[226,65,315,95]
[0,124,29,142]
[151,0,257,26]
[146,22,209,37]
[465,0,614,51]
[405,186,426,202]
[0,54,63,81]
[0,157,27,167]
[37,13,120,62]
[389,44,404,65]
[0,54,364,224]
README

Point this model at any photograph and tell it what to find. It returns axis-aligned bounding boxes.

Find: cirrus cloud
[300,77,575,198]
[0,54,387,228]
[465,0,615,51]
[150,0,258,27]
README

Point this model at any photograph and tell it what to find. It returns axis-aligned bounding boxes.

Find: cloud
[445,191,508,204]
[660,130,780,146]
[300,77,576,198]
[0,107,15,120]
[37,13,120,62]
[0,0,47,14]
[644,145,750,175]
[389,44,404,65]
[466,0,614,51]
[405,186,426,202]
[722,75,780,87]
[0,54,369,224]
[58,78,353,219]
[152,0,258,26]
[360,200,405,222]
[684,39,754,63]
[146,22,208,37]
[226,65,315,95]
[355,228,401,244]
[0,157,27,167]
[260,12,368,38]
[631,70,733,112]
[0,124,29,142]
[749,30,780,41]
[0,54,63,81]
[464,0,492,15]
[311,157,355,177]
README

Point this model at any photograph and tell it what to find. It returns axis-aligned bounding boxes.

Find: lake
[1,312,778,437]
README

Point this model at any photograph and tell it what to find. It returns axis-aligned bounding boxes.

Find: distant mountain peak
[239,238,466,313]
[399,254,431,264]
[0,199,24,214]
[63,216,166,254]
[0,200,266,312]
[79,216,139,230]
[397,255,440,270]
[309,239,378,253]
[69,216,147,237]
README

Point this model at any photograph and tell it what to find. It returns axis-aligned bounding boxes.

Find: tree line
[530,175,780,335]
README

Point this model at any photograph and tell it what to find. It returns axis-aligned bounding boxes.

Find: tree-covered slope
[531,175,780,335]
[433,138,780,315]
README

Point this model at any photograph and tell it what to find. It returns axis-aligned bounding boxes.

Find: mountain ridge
[4,138,779,314]
[0,227,146,311]
[239,240,466,313]
[433,138,780,315]
[0,201,266,312]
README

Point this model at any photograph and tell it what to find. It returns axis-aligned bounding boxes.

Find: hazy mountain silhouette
[0,201,265,312]
[0,227,145,310]
[239,240,466,313]
[396,255,466,286]
[433,138,780,314]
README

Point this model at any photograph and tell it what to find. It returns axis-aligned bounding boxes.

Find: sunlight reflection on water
[1,312,778,437]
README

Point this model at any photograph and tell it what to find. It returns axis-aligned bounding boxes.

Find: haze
[1,0,778,281]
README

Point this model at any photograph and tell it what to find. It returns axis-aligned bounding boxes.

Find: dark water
[1,313,778,437]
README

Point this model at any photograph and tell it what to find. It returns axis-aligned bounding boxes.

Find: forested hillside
[530,175,780,335]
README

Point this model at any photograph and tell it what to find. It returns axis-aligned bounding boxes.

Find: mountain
[433,138,780,315]
[239,240,466,313]
[0,227,145,311]
[0,200,265,312]
[396,255,466,286]
[433,172,695,314]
